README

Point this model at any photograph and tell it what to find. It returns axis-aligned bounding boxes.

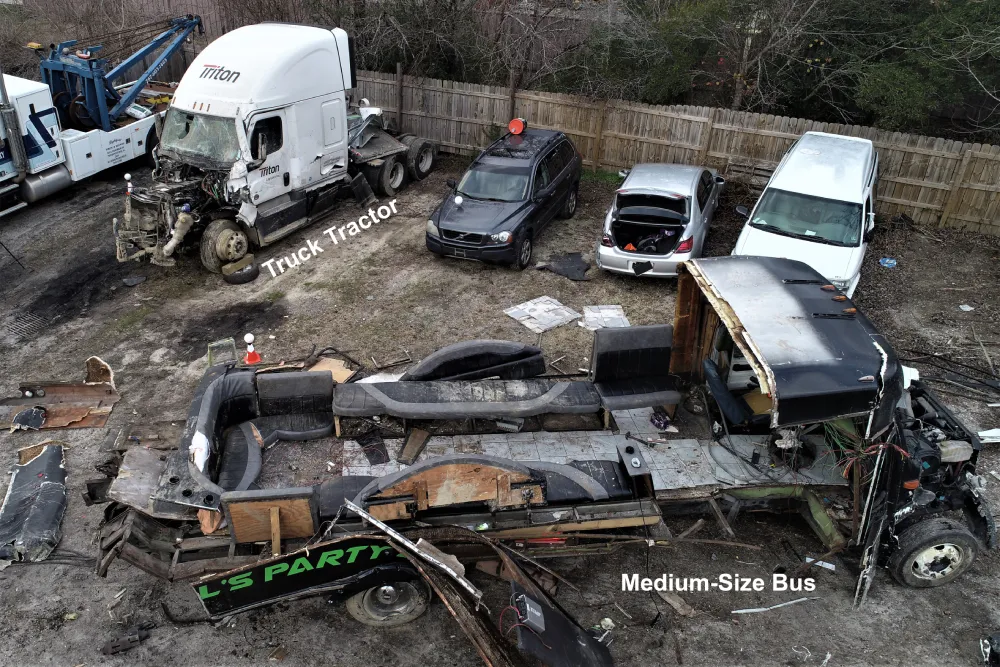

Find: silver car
[595,164,724,277]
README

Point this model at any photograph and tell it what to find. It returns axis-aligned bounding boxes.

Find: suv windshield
[457,165,530,202]
[750,189,862,246]
[159,109,241,168]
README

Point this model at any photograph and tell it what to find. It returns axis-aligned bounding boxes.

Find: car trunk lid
[610,191,689,256]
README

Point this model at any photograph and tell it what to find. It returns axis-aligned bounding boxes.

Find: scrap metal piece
[0,357,120,430]
[0,443,68,562]
[10,406,45,431]
[101,620,155,655]
[344,499,483,605]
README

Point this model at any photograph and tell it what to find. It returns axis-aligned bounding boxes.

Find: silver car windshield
[750,189,862,247]
[159,109,241,167]
[457,166,530,202]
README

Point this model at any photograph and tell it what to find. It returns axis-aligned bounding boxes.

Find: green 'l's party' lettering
[228,572,254,591]
[288,557,314,576]
[317,549,343,569]
[264,562,289,582]
[370,545,393,560]
[197,585,220,600]
[345,545,368,564]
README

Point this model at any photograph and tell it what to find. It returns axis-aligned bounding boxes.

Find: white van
[731,131,878,297]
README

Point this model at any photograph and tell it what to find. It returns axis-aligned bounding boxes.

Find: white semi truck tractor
[114,23,437,280]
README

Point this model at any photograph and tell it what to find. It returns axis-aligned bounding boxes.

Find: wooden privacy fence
[355,69,1000,236]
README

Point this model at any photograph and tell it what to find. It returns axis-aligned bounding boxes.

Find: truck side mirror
[446,178,457,189]
[735,205,749,218]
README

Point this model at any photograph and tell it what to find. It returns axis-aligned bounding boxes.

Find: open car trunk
[610,193,689,255]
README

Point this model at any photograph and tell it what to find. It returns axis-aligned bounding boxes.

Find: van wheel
[201,219,248,274]
[365,157,406,197]
[513,232,533,270]
[345,580,431,627]
[404,138,436,181]
[889,517,979,588]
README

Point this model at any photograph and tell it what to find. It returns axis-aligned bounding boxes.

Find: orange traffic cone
[624,243,636,251]
[244,333,261,365]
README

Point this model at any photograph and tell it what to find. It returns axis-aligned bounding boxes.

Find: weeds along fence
[354,70,1000,236]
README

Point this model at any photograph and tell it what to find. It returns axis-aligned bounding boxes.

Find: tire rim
[389,162,405,189]
[217,228,248,262]
[519,238,531,265]
[911,543,964,581]
[567,189,577,214]
[418,147,434,173]
[360,582,423,621]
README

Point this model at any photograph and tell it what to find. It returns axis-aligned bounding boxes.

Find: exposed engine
[113,154,234,266]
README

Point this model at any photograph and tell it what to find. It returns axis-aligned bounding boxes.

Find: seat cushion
[400,340,546,381]
[217,422,263,492]
[256,371,334,416]
[316,476,377,519]
[595,376,681,411]
[591,324,673,383]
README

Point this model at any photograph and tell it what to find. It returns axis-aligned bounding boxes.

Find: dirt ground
[0,156,998,667]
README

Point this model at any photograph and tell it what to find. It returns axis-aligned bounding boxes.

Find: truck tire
[365,157,406,197]
[201,219,249,274]
[399,136,436,181]
[345,580,430,627]
[222,254,260,285]
[888,517,979,588]
[144,126,159,169]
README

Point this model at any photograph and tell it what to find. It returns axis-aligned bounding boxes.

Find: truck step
[0,201,28,219]
[0,182,20,196]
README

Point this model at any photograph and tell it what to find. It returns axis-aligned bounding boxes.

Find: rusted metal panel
[0,357,121,430]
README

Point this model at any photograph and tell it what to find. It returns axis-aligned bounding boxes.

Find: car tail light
[676,238,694,253]
[601,234,614,247]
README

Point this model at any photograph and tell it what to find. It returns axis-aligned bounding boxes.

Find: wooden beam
[270,506,281,556]
[707,497,736,538]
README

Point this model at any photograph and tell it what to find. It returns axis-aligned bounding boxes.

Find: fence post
[508,70,517,122]
[696,108,718,165]
[396,62,404,132]
[591,99,608,172]
[939,148,972,228]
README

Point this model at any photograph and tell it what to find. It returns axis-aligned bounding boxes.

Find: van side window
[864,197,872,226]
[250,117,283,159]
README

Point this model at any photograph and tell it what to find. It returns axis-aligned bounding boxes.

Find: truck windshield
[159,109,241,167]
[457,165,530,202]
[750,189,862,247]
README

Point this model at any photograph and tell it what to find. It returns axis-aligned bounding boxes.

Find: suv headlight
[426,219,439,237]
[490,231,512,244]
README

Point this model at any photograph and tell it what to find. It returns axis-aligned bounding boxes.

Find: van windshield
[749,189,862,247]
[159,109,241,168]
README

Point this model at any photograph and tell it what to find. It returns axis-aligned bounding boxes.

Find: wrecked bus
[94,256,993,654]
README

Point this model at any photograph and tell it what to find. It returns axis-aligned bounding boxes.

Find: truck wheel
[345,580,430,627]
[404,138,436,181]
[145,127,159,169]
[222,254,259,285]
[889,517,979,588]
[365,157,406,197]
[201,219,249,274]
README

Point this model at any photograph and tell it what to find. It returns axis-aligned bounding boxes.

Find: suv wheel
[889,517,979,588]
[559,183,579,219]
[514,233,533,270]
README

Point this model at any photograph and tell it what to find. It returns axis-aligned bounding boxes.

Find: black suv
[426,126,582,269]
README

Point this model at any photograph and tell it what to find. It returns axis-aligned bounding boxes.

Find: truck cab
[117,23,436,277]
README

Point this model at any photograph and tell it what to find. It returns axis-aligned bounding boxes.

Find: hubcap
[911,543,964,581]
[568,190,577,213]
[216,228,248,262]
[418,147,434,173]
[520,238,531,265]
[361,582,421,620]
[389,162,405,189]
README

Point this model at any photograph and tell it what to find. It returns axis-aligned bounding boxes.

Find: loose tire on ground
[888,517,979,588]
[345,580,430,627]
[200,219,249,274]
[222,254,260,285]
[364,156,406,197]
[513,231,533,270]
[403,137,436,181]
[558,181,579,219]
